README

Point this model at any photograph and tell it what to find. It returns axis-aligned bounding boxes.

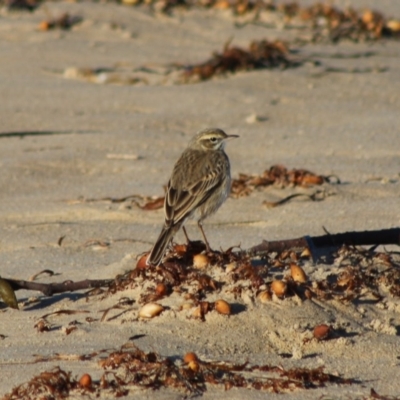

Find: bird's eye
[209,137,218,143]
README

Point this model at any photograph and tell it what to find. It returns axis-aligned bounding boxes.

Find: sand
[0,0,400,398]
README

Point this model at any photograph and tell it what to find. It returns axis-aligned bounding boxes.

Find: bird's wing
[165,152,226,225]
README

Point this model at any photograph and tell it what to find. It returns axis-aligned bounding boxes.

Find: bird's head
[191,128,239,151]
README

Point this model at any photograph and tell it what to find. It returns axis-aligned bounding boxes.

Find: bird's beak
[226,134,239,140]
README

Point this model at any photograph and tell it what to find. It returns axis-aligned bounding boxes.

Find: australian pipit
[147,128,238,266]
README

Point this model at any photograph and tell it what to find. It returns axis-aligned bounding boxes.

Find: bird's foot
[186,240,207,255]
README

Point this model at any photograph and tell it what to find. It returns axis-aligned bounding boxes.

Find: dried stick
[6,278,112,296]
[244,228,400,257]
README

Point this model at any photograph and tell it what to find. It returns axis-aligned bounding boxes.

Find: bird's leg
[183,225,208,254]
[197,221,211,253]
[182,226,191,244]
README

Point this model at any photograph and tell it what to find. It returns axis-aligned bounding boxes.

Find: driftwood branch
[6,279,112,297]
[244,228,400,257]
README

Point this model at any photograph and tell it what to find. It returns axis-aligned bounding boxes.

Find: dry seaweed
[182,39,300,82]
[231,164,338,198]
[3,367,78,400]
[28,269,55,281]
[100,298,136,322]
[104,232,400,323]
[3,342,353,398]
[262,189,334,208]
[107,241,248,303]
[302,245,400,304]
[38,13,82,31]
[97,343,353,395]
[69,193,165,210]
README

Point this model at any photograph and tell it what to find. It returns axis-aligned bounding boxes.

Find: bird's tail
[147,224,180,266]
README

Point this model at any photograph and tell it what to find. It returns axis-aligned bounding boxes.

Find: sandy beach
[1,0,400,398]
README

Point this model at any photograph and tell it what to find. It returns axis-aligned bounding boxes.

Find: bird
[146,128,238,266]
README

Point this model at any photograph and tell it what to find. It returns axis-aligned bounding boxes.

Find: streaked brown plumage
[147,128,238,266]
